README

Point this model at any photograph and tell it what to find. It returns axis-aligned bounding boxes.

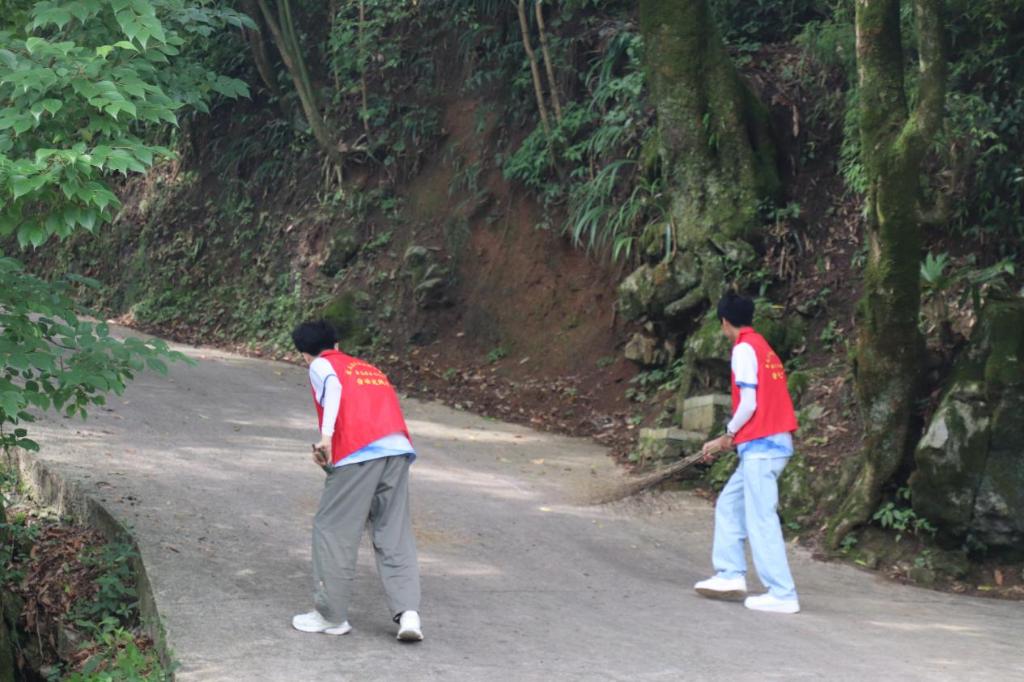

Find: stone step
[680,393,731,434]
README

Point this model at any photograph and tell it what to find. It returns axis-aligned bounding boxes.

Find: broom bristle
[593,451,705,504]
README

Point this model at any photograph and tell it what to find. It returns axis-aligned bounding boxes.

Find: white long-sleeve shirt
[309,357,415,467]
[727,342,758,435]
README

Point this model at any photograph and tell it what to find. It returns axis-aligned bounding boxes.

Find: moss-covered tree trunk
[639,0,780,246]
[826,0,946,547]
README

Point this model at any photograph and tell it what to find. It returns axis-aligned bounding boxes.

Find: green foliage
[486,346,507,364]
[0,0,252,247]
[63,627,169,681]
[920,251,952,293]
[0,472,39,584]
[872,486,937,543]
[503,26,662,260]
[706,451,739,491]
[818,319,840,352]
[797,0,1024,247]
[941,0,1024,245]
[70,541,138,635]
[710,0,827,46]
[326,0,442,174]
[0,256,187,453]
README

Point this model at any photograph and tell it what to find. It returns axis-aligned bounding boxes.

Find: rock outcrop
[910,296,1024,554]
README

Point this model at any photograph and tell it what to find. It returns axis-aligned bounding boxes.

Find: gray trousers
[312,455,420,623]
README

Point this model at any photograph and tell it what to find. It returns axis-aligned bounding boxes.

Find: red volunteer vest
[731,328,798,445]
[311,350,411,466]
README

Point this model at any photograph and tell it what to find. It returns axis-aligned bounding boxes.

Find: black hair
[716,293,755,327]
[292,320,337,355]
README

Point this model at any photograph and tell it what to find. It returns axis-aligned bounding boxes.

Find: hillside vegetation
[4,0,1024,602]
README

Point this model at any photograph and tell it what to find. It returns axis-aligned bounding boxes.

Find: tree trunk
[516,0,551,136]
[255,0,341,161]
[241,1,284,101]
[826,0,946,547]
[534,0,562,123]
[639,0,780,247]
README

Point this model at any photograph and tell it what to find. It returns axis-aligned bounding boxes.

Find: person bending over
[290,320,424,640]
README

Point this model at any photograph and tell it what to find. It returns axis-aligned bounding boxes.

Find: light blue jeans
[712,437,798,601]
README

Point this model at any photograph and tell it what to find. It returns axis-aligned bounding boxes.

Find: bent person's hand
[312,443,330,468]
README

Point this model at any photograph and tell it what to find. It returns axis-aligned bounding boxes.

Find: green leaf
[24,37,47,55]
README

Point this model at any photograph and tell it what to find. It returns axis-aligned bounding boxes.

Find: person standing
[290,320,424,640]
[694,294,801,614]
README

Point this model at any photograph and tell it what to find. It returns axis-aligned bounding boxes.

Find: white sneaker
[292,611,353,635]
[694,575,748,601]
[396,611,423,641]
[744,593,800,614]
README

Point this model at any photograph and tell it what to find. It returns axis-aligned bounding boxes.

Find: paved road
[29,334,1023,681]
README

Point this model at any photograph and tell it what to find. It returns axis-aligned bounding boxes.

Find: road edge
[7,448,175,676]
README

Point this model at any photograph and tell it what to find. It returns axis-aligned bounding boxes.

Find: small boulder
[624,332,663,366]
[635,428,705,468]
[321,291,370,348]
[414,276,449,309]
[321,230,361,277]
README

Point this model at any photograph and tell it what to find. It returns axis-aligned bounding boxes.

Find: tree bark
[639,0,780,247]
[241,1,284,101]
[826,0,947,547]
[516,0,551,136]
[534,0,562,123]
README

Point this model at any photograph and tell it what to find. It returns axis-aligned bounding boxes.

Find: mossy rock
[928,548,971,580]
[753,304,807,360]
[787,370,812,405]
[617,265,657,320]
[699,252,726,305]
[685,310,731,363]
[778,451,815,525]
[910,295,1024,553]
[321,230,360,278]
[710,237,758,270]
[639,222,672,261]
[706,451,738,492]
[321,291,371,349]
[618,259,700,321]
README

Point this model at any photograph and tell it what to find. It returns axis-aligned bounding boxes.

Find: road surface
[28,333,1024,681]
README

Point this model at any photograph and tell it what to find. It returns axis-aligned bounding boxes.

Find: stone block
[680,394,732,434]
[635,428,705,467]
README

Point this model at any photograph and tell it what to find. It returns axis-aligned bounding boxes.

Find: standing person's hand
[700,434,733,463]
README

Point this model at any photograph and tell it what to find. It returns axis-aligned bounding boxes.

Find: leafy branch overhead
[0,257,189,454]
[0,0,252,248]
